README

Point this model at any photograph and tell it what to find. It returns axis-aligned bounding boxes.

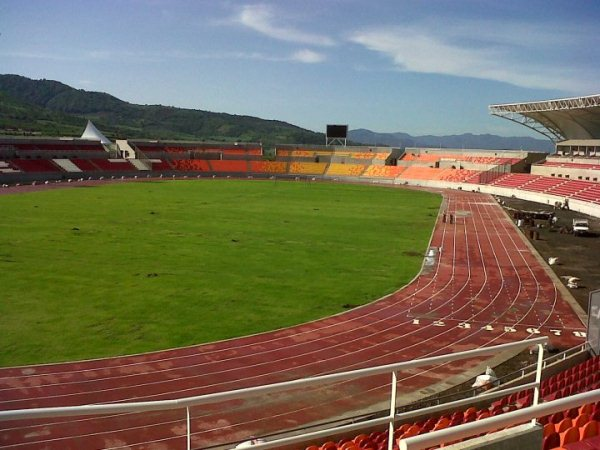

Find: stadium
[1,94,600,450]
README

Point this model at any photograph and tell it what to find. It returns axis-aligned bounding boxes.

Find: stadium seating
[399,166,444,180]
[438,169,481,182]
[572,184,600,204]
[400,152,523,166]
[540,160,600,171]
[9,159,62,172]
[288,162,328,175]
[150,159,173,171]
[0,160,21,173]
[71,158,101,171]
[326,163,366,177]
[1,141,106,153]
[361,165,406,178]
[209,160,249,172]
[489,173,539,188]
[170,159,211,172]
[87,159,136,171]
[249,161,288,174]
[545,180,593,197]
[306,356,600,450]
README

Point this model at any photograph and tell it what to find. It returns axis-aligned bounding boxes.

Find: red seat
[565,407,579,419]
[542,432,560,450]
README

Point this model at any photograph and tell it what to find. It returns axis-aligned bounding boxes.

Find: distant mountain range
[0,74,554,152]
[348,129,554,153]
[0,74,324,146]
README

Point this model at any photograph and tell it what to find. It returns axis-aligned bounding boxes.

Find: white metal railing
[0,337,550,450]
[401,388,600,450]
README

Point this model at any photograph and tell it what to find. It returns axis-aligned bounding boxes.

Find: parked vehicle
[573,218,590,235]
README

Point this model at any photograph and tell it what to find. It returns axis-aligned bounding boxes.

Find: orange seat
[543,422,556,437]
[433,417,450,431]
[477,410,490,420]
[580,420,599,439]
[580,404,595,415]
[320,442,338,450]
[556,417,573,433]
[464,406,477,416]
[574,413,590,427]
[306,446,320,450]
[560,426,580,446]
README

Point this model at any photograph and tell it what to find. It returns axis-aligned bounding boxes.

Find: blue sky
[1,0,599,138]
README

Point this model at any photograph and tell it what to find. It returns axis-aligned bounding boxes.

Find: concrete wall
[444,423,542,450]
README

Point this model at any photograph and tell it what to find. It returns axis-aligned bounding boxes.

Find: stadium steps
[53,159,83,172]
[129,159,151,171]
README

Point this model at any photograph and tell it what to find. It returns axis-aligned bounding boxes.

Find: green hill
[0,74,324,146]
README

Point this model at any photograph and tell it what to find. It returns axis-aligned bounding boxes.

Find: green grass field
[0,180,440,366]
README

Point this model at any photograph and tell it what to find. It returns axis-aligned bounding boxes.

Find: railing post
[531,343,544,425]
[388,370,398,450]
[187,406,191,450]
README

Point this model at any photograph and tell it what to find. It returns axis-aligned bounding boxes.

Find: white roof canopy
[81,120,111,145]
[489,94,600,142]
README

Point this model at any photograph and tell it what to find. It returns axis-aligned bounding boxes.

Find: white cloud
[349,21,597,93]
[290,49,326,64]
[234,4,335,47]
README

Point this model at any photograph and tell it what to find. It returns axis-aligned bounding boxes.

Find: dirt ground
[497,195,600,315]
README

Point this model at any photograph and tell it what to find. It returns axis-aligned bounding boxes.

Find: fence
[0,337,558,450]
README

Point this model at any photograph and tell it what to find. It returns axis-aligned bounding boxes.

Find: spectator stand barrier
[0,337,552,450]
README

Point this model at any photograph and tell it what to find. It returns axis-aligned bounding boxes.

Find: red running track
[0,189,586,450]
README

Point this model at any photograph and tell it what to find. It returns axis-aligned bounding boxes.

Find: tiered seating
[401,153,454,163]
[170,160,210,172]
[572,184,600,204]
[249,161,288,174]
[326,163,366,177]
[466,156,523,165]
[438,169,480,182]
[0,160,20,173]
[546,180,592,197]
[9,159,62,172]
[347,152,380,160]
[362,166,405,178]
[290,149,322,158]
[150,160,173,171]
[517,176,567,193]
[399,166,445,180]
[489,173,539,188]
[307,356,600,450]
[209,160,249,172]
[288,162,328,175]
[400,152,523,166]
[71,158,100,171]
[4,141,106,153]
[87,159,136,171]
[541,160,600,170]
[400,167,482,182]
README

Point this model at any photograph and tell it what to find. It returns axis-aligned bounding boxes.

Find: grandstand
[2,95,600,449]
